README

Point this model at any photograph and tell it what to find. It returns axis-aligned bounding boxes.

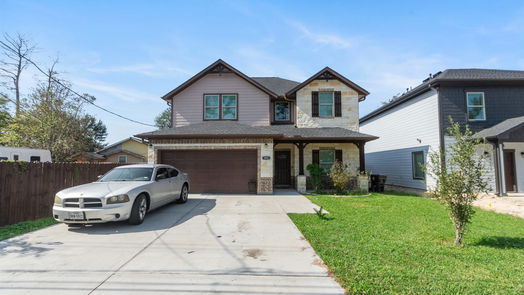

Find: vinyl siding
[172,73,270,127]
[360,89,440,190]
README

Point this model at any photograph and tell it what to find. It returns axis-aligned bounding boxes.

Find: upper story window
[118,155,127,163]
[204,94,238,120]
[467,92,485,121]
[30,156,40,162]
[319,92,334,117]
[274,102,290,121]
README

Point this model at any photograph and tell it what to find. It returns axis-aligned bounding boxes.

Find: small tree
[306,163,324,193]
[329,161,352,194]
[155,107,171,129]
[427,120,489,246]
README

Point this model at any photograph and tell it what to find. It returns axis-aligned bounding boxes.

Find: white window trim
[274,102,290,121]
[466,92,486,121]
[318,91,335,118]
[118,155,127,163]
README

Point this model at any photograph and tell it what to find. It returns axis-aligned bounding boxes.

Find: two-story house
[136,59,377,194]
[360,69,524,196]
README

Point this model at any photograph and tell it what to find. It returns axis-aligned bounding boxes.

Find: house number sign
[262,156,271,160]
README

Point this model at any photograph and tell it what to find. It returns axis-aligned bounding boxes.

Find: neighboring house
[136,59,377,194]
[0,146,52,162]
[71,137,148,163]
[360,69,524,195]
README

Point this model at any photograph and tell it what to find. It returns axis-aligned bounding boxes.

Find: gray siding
[440,86,524,133]
[172,73,271,127]
[360,90,440,190]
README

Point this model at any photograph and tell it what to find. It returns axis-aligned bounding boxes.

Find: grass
[289,192,524,295]
[0,217,57,241]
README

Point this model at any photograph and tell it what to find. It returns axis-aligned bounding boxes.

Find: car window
[155,168,169,180]
[168,168,179,178]
[99,168,153,182]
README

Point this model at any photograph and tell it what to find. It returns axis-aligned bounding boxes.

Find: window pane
[319,150,334,163]
[467,93,484,106]
[205,107,219,119]
[222,95,237,106]
[319,92,333,104]
[468,107,485,120]
[205,95,219,106]
[413,152,425,179]
[222,107,237,119]
[320,164,332,171]
[319,105,333,117]
[275,102,290,120]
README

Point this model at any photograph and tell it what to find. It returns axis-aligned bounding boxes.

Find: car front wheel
[128,194,147,225]
[176,184,188,204]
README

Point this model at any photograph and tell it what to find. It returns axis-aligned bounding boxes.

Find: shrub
[306,163,324,193]
[329,161,353,194]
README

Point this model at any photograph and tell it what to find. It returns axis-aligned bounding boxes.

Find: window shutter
[312,91,319,117]
[312,150,319,164]
[335,150,343,163]
[335,91,342,117]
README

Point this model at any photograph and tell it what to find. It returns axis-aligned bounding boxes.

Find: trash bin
[370,175,387,192]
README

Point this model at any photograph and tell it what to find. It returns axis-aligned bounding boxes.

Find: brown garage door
[159,149,257,193]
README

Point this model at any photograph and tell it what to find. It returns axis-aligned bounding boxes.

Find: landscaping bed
[0,217,57,241]
[289,192,524,295]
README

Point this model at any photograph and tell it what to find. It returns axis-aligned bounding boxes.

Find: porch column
[294,142,308,193]
[498,142,507,195]
[357,141,366,172]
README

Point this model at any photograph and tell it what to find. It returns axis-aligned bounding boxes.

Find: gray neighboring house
[360,69,524,195]
[136,59,377,194]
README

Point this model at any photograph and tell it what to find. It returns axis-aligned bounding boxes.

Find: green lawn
[289,192,524,295]
[0,217,57,241]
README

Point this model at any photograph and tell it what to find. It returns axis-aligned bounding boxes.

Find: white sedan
[53,164,190,225]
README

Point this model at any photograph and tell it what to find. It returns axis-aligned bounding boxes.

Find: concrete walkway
[474,195,524,219]
[0,191,344,295]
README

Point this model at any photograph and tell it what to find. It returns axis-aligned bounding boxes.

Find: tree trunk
[454,225,463,246]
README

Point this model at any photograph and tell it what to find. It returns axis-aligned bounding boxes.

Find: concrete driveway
[0,191,344,295]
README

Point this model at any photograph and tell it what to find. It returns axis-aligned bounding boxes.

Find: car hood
[57,182,149,199]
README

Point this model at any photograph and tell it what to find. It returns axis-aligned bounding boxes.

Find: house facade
[72,137,148,163]
[360,69,524,195]
[136,59,377,194]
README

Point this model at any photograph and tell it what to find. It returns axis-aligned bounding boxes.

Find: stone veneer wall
[295,79,360,130]
[148,138,273,194]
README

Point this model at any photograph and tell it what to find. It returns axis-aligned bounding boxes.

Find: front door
[504,150,517,192]
[274,150,291,187]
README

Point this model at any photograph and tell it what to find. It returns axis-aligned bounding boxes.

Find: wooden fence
[0,162,122,226]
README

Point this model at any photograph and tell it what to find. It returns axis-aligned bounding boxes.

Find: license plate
[68,212,84,220]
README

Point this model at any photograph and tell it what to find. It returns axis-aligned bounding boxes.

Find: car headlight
[107,194,130,204]
[54,195,61,206]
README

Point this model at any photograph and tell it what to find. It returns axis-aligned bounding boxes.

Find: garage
[159,149,258,193]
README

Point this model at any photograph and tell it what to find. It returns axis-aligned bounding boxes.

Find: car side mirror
[97,175,103,179]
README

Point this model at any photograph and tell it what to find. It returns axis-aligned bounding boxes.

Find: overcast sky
[2,0,524,143]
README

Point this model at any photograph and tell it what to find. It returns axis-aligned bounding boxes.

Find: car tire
[128,194,147,225]
[176,184,189,204]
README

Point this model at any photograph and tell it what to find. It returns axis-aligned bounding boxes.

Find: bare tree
[0,33,36,117]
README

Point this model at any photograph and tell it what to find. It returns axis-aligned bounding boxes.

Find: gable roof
[360,68,524,124]
[474,116,524,140]
[285,67,369,100]
[97,137,145,154]
[250,77,300,96]
[161,59,279,101]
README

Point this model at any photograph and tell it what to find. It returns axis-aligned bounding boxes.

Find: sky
[1,0,524,143]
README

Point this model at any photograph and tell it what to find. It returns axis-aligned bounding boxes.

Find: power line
[0,40,157,127]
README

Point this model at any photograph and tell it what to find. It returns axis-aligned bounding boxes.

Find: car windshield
[98,168,154,182]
